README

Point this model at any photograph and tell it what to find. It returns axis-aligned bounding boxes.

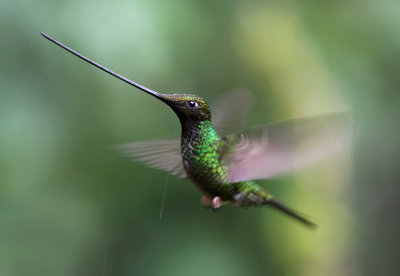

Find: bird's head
[155,93,211,122]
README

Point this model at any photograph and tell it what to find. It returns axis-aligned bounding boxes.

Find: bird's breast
[181,137,231,195]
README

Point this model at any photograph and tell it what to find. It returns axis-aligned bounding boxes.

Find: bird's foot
[201,195,212,207]
[212,196,222,210]
[200,195,222,211]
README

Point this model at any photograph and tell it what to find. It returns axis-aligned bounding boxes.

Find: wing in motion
[113,139,186,178]
[224,113,353,183]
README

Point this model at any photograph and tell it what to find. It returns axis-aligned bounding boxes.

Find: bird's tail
[264,197,317,228]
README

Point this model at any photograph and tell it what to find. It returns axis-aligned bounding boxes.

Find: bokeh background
[1,1,400,275]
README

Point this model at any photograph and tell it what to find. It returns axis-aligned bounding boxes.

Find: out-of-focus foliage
[1,1,399,275]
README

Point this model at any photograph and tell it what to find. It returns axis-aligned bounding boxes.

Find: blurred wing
[212,89,253,134]
[224,113,353,182]
[113,139,186,178]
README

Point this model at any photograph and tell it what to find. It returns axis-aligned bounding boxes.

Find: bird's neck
[180,119,220,146]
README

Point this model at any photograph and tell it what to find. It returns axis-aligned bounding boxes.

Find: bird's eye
[187,100,198,108]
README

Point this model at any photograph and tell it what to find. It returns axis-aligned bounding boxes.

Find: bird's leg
[201,195,212,207]
[212,196,222,210]
[201,195,222,210]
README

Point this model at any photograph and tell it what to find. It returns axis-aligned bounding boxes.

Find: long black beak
[40,32,167,102]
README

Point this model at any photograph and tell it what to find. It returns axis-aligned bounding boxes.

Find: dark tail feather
[265,198,317,228]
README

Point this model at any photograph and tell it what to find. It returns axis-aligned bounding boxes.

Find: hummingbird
[41,32,352,227]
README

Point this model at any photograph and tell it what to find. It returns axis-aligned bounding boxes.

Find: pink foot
[212,196,222,209]
[201,195,212,207]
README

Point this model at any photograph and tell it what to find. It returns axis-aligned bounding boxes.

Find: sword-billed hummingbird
[41,33,352,227]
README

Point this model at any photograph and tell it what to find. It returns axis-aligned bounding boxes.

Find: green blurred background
[1,0,400,275]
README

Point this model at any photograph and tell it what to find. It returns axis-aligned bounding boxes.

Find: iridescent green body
[180,113,271,205]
